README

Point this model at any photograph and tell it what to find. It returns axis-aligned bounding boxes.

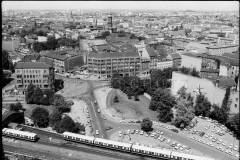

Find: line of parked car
[118,129,167,142]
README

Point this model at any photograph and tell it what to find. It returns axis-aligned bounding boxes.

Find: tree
[209,104,226,124]
[32,87,44,104]
[52,94,70,114]
[25,83,35,104]
[118,30,126,37]
[150,88,175,122]
[137,36,146,41]
[195,94,211,117]
[141,118,153,132]
[39,89,55,105]
[49,109,62,127]
[2,50,10,70]
[110,73,124,89]
[177,86,187,100]
[113,95,119,103]
[9,102,23,112]
[221,87,231,114]
[174,99,195,129]
[225,113,239,139]
[46,36,58,50]
[55,115,76,133]
[190,68,200,77]
[31,107,49,128]
[33,42,47,53]
[130,34,137,39]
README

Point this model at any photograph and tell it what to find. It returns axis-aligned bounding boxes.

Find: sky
[2,1,239,12]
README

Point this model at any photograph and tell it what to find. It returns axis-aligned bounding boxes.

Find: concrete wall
[181,55,202,71]
[219,65,228,76]
[171,71,239,113]
[171,72,225,106]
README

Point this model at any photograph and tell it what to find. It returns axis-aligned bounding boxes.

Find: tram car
[94,138,132,153]
[2,128,37,142]
[62,132,95,145]
[131,144,171,159]
[170,151,216,160]
[62,132,215,160]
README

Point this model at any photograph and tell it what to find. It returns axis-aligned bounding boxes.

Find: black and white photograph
[2,1,239,160]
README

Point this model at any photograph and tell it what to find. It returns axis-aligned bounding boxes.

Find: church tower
[107,12,113,28]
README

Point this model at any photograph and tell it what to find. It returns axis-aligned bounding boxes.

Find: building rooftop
[15,62,50,69]
[146,47,157,57]
[43,52,68,61]
[206,76,236,88]
[206,44,238,49]
[88,51,140,59]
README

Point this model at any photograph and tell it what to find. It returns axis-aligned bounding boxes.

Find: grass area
[106,89,159,121]
[3,103,54,118]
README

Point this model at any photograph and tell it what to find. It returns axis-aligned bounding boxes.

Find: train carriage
[2,128,37,142]
[131,144,172,159]
[94,138,132,153]
[62,132,95,145]
[170,151,216,160]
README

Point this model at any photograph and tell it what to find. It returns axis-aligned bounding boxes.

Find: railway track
[15,125,159,160]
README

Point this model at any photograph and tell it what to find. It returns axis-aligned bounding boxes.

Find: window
[28,80,29,83]
[35,70,37,73]
[34,80,35,83]
[27,75,29,78]
[235,104,237,107]
[30,75,32,78]
[44,70,46,73]
[24,75,26,78]
[36,80,38,83]
[33,75,35,78]
[40,85,42,88]
[236,98,238,102]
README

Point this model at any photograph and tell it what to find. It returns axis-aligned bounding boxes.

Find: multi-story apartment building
[157,60,173,70]
[41,51,85,73]
[206,44,238,56]
[87,51,141,79]
[15,62,55,94]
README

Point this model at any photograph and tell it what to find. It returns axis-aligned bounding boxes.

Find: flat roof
[94,138,132,147]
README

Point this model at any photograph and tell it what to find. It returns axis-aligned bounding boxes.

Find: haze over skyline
[2,1,239,12]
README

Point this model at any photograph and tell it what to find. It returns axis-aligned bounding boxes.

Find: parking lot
[109,128,203,156]
[182,116,239,158]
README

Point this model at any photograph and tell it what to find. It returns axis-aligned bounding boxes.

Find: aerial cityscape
[2,1,239,160]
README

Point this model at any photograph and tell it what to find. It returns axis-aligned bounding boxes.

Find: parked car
[171,129,179,133]
[105,126,113,130]
[97,109,101,113]
[96,130,99,135]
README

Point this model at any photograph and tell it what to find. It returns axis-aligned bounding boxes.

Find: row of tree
[25,83,55,105]
[33,36,79,53]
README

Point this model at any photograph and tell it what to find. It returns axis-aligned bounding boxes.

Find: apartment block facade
[87,51,141,79]
[15,62,55,94]
[207,44,238,56]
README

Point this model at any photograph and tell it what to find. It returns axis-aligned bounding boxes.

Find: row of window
[65,135,93,143]
[3,132,35,139]
[16,70,47,73]
[18,80,47,83]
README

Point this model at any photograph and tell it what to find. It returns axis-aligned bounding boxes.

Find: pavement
[65,100,91,136]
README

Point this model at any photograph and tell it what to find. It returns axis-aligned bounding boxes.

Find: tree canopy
[55,115,79,133]
[31,107,49,128]
[150,88,175,122]
[174,99,195,129]
[141,118,153,132]
[9,102,23,112]
[195,94,211,117]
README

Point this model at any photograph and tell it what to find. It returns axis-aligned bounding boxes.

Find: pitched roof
[146,47,157,57]
[206,76,236,88]
[15,62,50,69]
[88,51,140,59]
[21,54,40,62]
[170,53,181,59]
[43,52,68,61]
[222,52,239,60]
